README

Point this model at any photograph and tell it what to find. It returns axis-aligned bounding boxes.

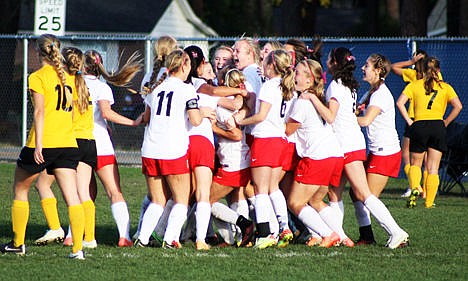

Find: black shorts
[17,147,80,175]
[403,118,415,138]
[409,120,447,153]
[77,139,97,169]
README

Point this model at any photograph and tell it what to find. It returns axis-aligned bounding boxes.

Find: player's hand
[34,146,44,164]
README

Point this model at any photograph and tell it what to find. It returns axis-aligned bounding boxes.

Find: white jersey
[85,75,115,156]
[326,79,366,153]
[363,84,401,155]
[289,99,343,159]
[215,107,250,172]
[243,63,263,135]
[283,92,298,143]
[141,76,198,159]
[251,77,287,138]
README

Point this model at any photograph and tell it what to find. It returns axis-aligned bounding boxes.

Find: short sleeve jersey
[142,76,198,159]
[85,75,115,156]
[325,79,366,153]
[251,77,287,138]
[403,79,458,121]
[364,84,400,155]
[26,64,77,148]
[289,99,343,159]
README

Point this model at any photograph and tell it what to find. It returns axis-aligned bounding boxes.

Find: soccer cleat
[148,232,164,247]
[401,188,411,198]
[387,231,409,249]
[162,240,182,249]
[69,250,85,260]
[34,228,65,246]
[305,236,322,247]
[319,232,340,248]
[196,240,211,250]
[253,235,277,249]
[0,241,26,255]
[340,237,355,248]
[82,240,98,249]
[133,239,148,248]
[356,238,377,246]
[238,222,255,247]
[277,229,294,248]
[63,237,73,247]
[118,237,133,247]
[407,189,421,208]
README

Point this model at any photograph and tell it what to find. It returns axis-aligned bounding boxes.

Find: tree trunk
[386,0,399,21]
[400,0,428,36]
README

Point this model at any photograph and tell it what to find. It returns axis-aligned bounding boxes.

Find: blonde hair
[236,38,261,65]
[145,36,178,92]
[225,68,246,88]
[301,59,326,104]
[264,49,295,101]
[36,34,66,87]
[62,47,90,114]
[84,50,143,87]
[149,49,189,90]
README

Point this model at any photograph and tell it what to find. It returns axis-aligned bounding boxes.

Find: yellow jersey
[26,64,77,148]
[72,89,94,140]
[402,79,458,121]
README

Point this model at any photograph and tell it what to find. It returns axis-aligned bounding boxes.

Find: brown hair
[264,49,295,101]
[145,36,178,93]
[36,34,66,87]
[423,57,442,95]
[62,47,90,114]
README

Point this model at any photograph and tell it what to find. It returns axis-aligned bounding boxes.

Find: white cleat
[34,228,65,245]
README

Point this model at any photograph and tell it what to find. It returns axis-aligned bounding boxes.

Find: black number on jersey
[280,98,287,118]
[427,90,438,110]
[55,84,73,112]
[155,91,174,116]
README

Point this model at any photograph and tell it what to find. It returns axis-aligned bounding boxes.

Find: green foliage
[0,163,467,281]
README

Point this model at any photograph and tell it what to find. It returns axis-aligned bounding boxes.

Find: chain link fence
[1,35,467,174]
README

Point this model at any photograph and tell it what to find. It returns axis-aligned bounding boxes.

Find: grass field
[0,162,466,281]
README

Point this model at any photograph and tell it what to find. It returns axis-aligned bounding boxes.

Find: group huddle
[0,33,461,259]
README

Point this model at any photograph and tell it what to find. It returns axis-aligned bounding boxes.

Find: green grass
[0,162,466,281]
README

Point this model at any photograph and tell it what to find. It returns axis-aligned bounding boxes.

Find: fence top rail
[1,33,468,43]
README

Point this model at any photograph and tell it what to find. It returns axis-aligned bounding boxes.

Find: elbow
[231,132,243,142]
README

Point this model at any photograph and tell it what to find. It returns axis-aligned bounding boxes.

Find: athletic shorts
[76,139,97,169]
[343,149,367,165]
[245,133,254,148]
[282,142,300,172]
[250,137,287,168]
[96,155,117,170]
[294,157,344,187]
[213,167,251,187]
[188,135,215,170]
[142,154,189,176]
[365,151,401,178]
[409,120,447,153]
[17,147,79,175]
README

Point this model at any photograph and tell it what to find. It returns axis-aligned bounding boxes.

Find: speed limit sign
[34,0,67,36]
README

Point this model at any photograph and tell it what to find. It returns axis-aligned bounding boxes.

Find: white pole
[22,38,28,147]
[145,39,151,74]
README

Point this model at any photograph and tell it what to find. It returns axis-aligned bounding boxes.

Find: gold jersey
[26,64,77,148]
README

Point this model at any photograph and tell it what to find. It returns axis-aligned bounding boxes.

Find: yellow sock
[41,197,61,230]
[68,204,85,253]
[12,200,29,247]
[423,170,428,195]
[408,166,422,190]
[425,174,439,208]
[82,200,96,242]
[404,164,411,181]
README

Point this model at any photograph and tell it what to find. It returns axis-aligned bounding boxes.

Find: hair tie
[321,71,327,84]
[306,45,314,53]
[346,55,355,62]
[239,83,246,90]
[289,50,296,68]
[76,70,82,75]
[95,56,101,65]
[380,77,385,81]
[303,60,315,82]
[271,51,277,69]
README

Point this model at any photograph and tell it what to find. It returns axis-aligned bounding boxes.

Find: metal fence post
[22,38,28,147]
[145,39,151,76]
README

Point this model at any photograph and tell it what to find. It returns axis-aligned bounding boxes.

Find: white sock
[353,201,371,227]
[138,203,164,244]
[329,201,344,227]
[254,194,271,224]
[163,203,188,243]
[268,203,280,236]
[154,199,174,237]
[248,196,256,222]
[319,206,348,241]
[364,195,403,236]
[136,195,151,235]
[195,202,211,242]
[211,202,238,224]
[297,205,333,237]
[111,201,131,240]
[269,189,289,230]
[66,225,72,239]
[233,200,250,220]
[180,204,196,242]
[213,217,235,245]
[308,228,321,238]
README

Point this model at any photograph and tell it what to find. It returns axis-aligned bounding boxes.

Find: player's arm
[396,93,413,126]
[32,90,45,164]
[285,117,300,137]
[357,106,381,127]
[443,96,463,127]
